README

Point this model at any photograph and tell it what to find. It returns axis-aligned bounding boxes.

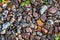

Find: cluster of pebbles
[0,0,60,40]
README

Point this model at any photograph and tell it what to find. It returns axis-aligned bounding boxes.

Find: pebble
[46,20,54,25]
[58,26,60,31]
[41,13,46,22]
[40,5,48,14]
[42,28,48,34]
[26,16,31,22]
[55,10,60,15]
[2,3,7,9]
[32,32,36,35]
[0,0,60,40]
[33,12,39,18]
[37,19,43,26]
[20,22,28,27]
[48,7,57,13]
[2,22,10,30]
[37,26,41,32]
[36,32,42,36]
[0,7,2,12]
[29,23,35,28]
[26,27,32,33]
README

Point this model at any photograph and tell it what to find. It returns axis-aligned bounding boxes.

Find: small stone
[48,29,53,35]
[30,23,35,28]
[55,10,60,15]
[26,16,31,22]
[2,4,7,9]
[7,3,12,10]
[41,36,46,40]
[6,16,10,21]
[21,33,29,40]
[40,5,48,14]
[10,18,15,24]
[55,20,60,23]
[56,0,60,3]
[48,0,54,4]
[31,18,36,24]
[2,22,10,30]
[37,19,43,26]
[58,26,60,31]
[36,32,42,36]
[33,12,38,18]
[26,27,32,33]
[42,28,48,34]
[48,7,57,13]
[25,7,31,11]
[0,7,2,12]
[35,36,41,40]
[21,19,26,23]
[55,27,58,33]
[12,5,16,12]
[37,26,41,32]
[46,20,54,25]
[16,37,18,40]
[18,35,22,40]
[51,34,56,40]
[18,16,22,22]
[20,22,28,27]
[17,29,21,34]
[16,33,18,36]
[41,13,46,22]
[32,32,36,35]
[1,30,6,34]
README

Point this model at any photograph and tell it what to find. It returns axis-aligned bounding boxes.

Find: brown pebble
[42,28,48,34]
[37,26,41,32]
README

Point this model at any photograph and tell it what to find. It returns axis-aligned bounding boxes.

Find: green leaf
[58,34,60,37]
[55,34,60,40]
[55,37,59,40]
[25,1,30,4]
[0,0,2,2]
[20,2,25,7]
[43,1,48,5]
